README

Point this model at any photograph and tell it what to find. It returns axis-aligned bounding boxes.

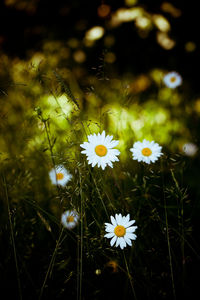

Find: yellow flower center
[67,215,74,223]
[114,225,126,237]
[95,145,107,157]
[56,172,64,180]
[170,76,176,83]
[141,147,152,156]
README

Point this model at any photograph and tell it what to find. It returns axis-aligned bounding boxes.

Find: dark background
[0,0,199,92]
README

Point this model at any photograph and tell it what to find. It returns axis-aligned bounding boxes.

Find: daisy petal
[111,216,117,226]
[104,232,115,238]
[110,235,117,246]
[125,220,135,227]
[124,235,132,246]
[126,226,138,232]
[126,233,137,240]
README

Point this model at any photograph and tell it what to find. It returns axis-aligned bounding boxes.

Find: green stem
[3,174,22,300]
[123,251,137,300]
[161,163,176,300]
[164,196,176,299]
[43,119,63,207]
[170,169,185,288]
[77,168,84,300]
[3,173,22,300]
[44,120,57,174]
[39,228,64,300]
[89,168,109,219]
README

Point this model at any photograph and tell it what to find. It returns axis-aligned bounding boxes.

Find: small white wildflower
[104,213,137,250]
[130,139,163,164]
[80,131,120,170]
[61,210,79,229]
[49,165,72,186]
[163,71,182,88]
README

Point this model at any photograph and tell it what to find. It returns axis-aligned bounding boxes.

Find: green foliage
[0,53,200,300]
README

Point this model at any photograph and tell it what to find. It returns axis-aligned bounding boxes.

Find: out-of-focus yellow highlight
[110,7,144,26]
[5,0,38,13]
[125,0,138,7]
[129,75,151,93]
[152,14,170,32]
[135,16,152,30]
[73,50,86,63]
[157,32,175,50]
[97,4,111,18]
[105,52,116,64]
[161,2,182,18]
[85,26,105,41]
[195,99,200,113]
[185,41,196,52]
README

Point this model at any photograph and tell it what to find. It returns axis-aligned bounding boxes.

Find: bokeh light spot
[85,26,105,41]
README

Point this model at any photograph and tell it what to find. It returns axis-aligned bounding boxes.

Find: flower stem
[123,251,137,300]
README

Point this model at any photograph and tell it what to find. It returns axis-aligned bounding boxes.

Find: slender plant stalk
[170,169,185,288]
[39,228,64,300]
[3,173,22,300]
[89,168,109,219]
[53,70,80,110]
[123,251,137,300]
[161,162,176,300]
[77,168,84,300]
[79,190,83,300]
[43,118,63,206]
[76,233,80,300]
[163,196,176,299]
[44,120,56,168]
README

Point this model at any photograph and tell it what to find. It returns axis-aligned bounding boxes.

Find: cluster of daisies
[48,71,182,250]
[49,131,163,249]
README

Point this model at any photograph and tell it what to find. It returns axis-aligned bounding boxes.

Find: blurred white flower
[80,131,120,170]
[104,213,137,250]
[182,143,198,157]
[49,165,72,186]
[61,210,79,229]
[130,139,163,164]
[163,71,182,88]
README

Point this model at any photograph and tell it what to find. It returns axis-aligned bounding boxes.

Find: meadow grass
[0,64,199,300]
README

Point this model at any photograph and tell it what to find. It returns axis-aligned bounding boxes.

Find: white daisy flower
[163,71,182,88]
[104,213,137,250]
[49,165,72,186]
[130,139,163,164]
[61,210,79,229]
[80,131,120,170]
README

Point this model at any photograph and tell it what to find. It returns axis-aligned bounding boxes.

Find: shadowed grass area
[0,49,200,300]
